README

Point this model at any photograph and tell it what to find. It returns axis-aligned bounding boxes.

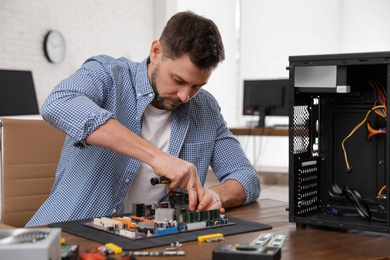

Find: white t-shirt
[120,104,172,213]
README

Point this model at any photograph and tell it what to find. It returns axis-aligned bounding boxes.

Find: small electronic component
[119,229,136,239]
[165,241,182,251]
[268,234,286,248]
[198,233,224,242]
[154,226,178,235]
[93,217,123,229]
[186,222,207,231]
[82,244,126,259]
[122,251,186,257]
[112,217,137,229]
[61,244,79,260]
[250,233,274,246]
[213,244,281,260]
[105,243,123,254]
[249,233,286,248]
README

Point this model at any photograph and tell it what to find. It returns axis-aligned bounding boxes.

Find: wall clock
[44,30,66,64]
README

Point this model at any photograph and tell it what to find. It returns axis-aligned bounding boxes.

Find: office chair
[0,118,65,227]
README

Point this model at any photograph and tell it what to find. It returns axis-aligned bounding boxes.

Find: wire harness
[342,80,387,173]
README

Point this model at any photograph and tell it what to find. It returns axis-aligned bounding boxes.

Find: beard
[150,63,182,111]
[150,74,164,109]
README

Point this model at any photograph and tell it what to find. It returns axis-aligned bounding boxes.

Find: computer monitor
[0,69,39,116]
[243,79,289,127]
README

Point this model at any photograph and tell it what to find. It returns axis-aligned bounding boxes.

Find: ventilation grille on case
[296,162,319,215]
[0,229,51,245]
[292,105,310,154]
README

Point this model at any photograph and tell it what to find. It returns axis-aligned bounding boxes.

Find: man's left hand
[196,188,225,214]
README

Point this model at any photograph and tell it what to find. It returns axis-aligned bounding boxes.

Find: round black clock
[44,30,66,64]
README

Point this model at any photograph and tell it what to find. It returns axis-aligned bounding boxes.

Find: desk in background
[229,127,289,177]
[61,199,390,260]
[229,127,289,137]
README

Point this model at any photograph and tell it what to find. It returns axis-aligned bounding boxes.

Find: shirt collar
[135,57,154,99]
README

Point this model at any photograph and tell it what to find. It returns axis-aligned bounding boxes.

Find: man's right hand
[151,153,204,212]
[86,118,205,211]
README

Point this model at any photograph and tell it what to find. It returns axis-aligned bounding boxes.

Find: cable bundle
[342,80,387,172]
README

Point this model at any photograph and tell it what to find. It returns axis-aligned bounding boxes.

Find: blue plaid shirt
[26,55,261,227]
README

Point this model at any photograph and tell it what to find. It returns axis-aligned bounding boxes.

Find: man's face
[148,52,212,111]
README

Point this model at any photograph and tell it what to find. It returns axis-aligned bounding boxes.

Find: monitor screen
[0,69,39,116]
[243,79,289,127]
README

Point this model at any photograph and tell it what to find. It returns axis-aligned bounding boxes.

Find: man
[26,11,260,227]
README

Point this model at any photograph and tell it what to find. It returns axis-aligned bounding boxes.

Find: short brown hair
[160,11,225,70]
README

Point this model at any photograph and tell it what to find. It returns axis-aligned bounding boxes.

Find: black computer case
[288,51,390,233]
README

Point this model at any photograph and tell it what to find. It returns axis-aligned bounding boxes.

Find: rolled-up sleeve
[41,57,117,143]
[210,101,261,204]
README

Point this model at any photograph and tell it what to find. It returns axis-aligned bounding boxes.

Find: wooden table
[61,199,390,259]
[229,127,289,137]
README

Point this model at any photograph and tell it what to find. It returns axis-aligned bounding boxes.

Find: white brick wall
[0,0,154,108]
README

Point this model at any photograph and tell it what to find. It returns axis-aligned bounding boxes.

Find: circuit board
[82,212,235,240]
[82,191,235,240]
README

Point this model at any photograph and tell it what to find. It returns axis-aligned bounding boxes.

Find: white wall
[2,0,390,172]
[0,0,155,218]
[340,0,390,53]
[240,0,341,81]
[239,0,341,170]
[238,0,390,170]
[0,0,154,108]
[154,0,240,127]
